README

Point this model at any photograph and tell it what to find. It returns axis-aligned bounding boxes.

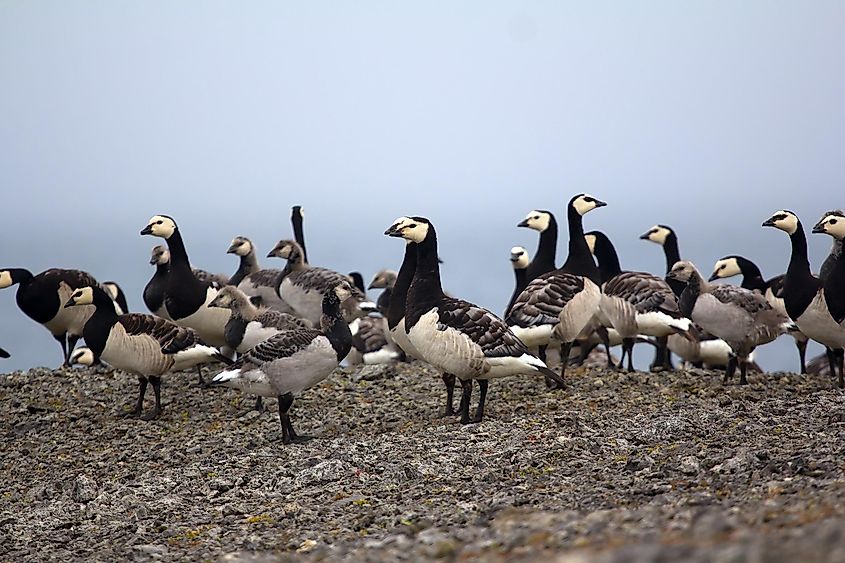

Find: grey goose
[506,194,605,388]
[709,255,809,373]
[585,231,696,372]
[143,245,172,319]
[64,285,230,419]
[667,260,793,385]
[226,236,261,287]
[0,267,99,365]
[210,282,353,444]
[385,216,565,424]
[368,269,397,316]
[140,216,232,349]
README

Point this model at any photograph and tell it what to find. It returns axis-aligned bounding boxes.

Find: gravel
[3,360,845,561]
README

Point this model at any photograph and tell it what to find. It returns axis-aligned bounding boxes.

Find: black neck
[320,294,351,360]
[528,216,558,278]
[505,268,527,316]
[82,288,120,357]
[561,205,599,283]
[736,257,766,292]
[782,222,820,320]
[387,243,416,329]
[410,228,444,304]
[663,232,681,273]
[678,272,701,319]
[230,253,259,286]
[292,206,308,264]
[591,232,622,284]
[7,268,33,285]
[155,263,169,277]
[165,229,192,272]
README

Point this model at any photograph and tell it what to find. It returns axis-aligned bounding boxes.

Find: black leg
[193,365,207,387]
[472,380,489,423]
[254,396,265,413]
[142,376,163,420]
[123,376,148,418]
[826,347,837,377]
[55,333,69,367]
[458,378,473,425]
[552,341,573,391]
[621,338,635,372]
[441,373,456,417]
[724,355,737,383]
[658,336,674,371]
[739,360,748,385]
[595,327,614,368]
[648,338,664,372]
[66,334,81,366]
[796,339,808,375]
[836,349,844,389]
[277,392,311,444]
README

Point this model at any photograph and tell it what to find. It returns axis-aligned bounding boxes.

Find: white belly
[795,293,845,349]
[43,282,95,337]
[102,326,171,376]
[173,287,231,347]
[388,317,423,360]
[407,310,486,379]
[238,322,282,353]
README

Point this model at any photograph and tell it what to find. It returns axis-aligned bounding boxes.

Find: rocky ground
[2,359,845,562]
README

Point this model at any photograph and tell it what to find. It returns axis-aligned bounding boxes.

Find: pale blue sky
[1,1,843,371]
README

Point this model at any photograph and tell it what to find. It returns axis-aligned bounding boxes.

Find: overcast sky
[1,1,843,372]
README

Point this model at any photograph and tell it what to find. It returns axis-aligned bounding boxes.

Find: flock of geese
[1,198,844,444]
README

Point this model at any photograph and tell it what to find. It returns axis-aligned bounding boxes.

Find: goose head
[368,269,397,290]
[762,210,799,235]
[709,256,743,282]
[666,260,700,283]
[639,224,674,245]
[150,245,170,266]
[384,216,431,243]
[0,270,13,290]
[227,236,253,257]
[64,286,95,308]
[510,246,530,269]
[812,210,845,239]
[69,347,97,367]
[208,286,240,310]
[333,280,354,303]
[267,240,305,262]
[570,194,607,216]
[141,215,177,239]
[517,210,552,232]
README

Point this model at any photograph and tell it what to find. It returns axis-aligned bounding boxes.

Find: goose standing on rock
[667,261,792,385]
[140,216,232,349]
[585,231,696,372]
[504,246,530,316]
[764,210,845,386]
[227,236,261,287]
[0,267,100,365]
[267,240,374,326]
[709,255,809,373]
[812,211,845,383]
[506,194,605,388]
[64,285,230,419]
[385,216,565,424]
[210,282,353,444]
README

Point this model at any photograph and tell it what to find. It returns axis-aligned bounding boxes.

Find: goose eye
[831,219,838,225]
[408,223,417,228]
[720,265,725,270]
[156,220,163,225]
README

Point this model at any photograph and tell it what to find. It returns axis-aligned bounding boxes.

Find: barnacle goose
[506,194,605,388]
[764,210,845,386]
[811,211,845,383]
[64,286,230,419]
[585,231,696,372]
[143,245,171,319]
[368,269,397,316]
[267,240,374,326]
[227,236,261,287]
[518,210,558,282]
[504,246,530,316]
[385,216,564,424]
[817,210,844,283]
[69,346,99,367]
[667,261,793,385]
[210,282,353,443]
[0,268,99,365]
[140,216,232,348]
[709,255,809,373]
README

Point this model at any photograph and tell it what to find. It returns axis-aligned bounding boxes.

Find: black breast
[224,316,248,349]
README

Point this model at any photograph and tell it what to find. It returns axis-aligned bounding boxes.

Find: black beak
[384,224,403,237]
[517,219,530,228]
[140,225,153,236]
[761,218,776,228]
[367,282,377,290]
[811,221,826,234]
[227,244,239,254]
[593,199,607,208]
[638,231,651,240]
[63,297,76,308]
[666,271,678,281]
[707,272,719,282]
[266,250,277,258]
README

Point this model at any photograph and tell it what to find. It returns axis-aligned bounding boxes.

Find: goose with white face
[517,211,551,232]
[813,212,845,240]
[510,246,529,269]
[666,261,697,283]
[150,245,170,265]
[384,217,429,243]
[710,257,742,281]
[64,286,96,308]
[572,194,607,216]
[0,270,12,289]
[640,225,673,245]
[267,241,297,260]
[228,237,253,257]
[762,210,799,235]
[140,215,177,239]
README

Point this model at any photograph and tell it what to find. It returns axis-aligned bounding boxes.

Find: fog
[1,2,843,372]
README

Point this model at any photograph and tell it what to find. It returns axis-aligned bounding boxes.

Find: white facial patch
[146,215,176,239]
[70,286,95,306]
[0,271,12,289]
[70,347,95,367]
[510,246,529,269]
[819,214,845,239]
[771,210,798,235]
[712,258,741,279]
[646,225,671,245]
[523,211,550,232]
[572,195,598,216]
